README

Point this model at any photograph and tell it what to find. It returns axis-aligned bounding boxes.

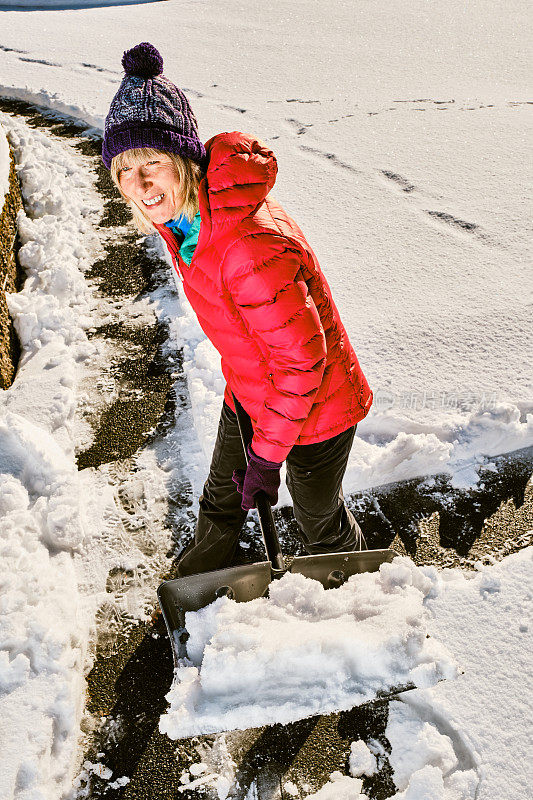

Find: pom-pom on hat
[102,42,206,170]
[122,42,163,78]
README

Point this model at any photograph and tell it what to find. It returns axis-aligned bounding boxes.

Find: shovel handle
[232,393,286,573]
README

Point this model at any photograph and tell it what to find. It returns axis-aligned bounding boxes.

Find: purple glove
[232,444,282,511]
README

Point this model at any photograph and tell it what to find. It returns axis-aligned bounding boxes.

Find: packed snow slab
[160,557,456,739]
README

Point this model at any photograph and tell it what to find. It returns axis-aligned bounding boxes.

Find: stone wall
[0,143,23,389]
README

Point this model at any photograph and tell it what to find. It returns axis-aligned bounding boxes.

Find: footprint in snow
[426,210,479,232]
[298,143,362,174]
[19,57,61,68]
[381,170,416,193]
[81,62,121,76]
[0,45,28,54]
[284,117,313,135]
[220,103,247,114]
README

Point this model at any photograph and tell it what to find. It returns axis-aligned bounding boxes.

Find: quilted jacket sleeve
[222,232,327,462]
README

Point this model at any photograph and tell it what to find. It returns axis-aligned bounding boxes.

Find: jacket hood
[197,131,278,241]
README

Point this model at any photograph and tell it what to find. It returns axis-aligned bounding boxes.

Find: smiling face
[117,150,183,225]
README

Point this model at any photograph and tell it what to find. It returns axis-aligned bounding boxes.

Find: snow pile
[160,557,456,739]
[0,116,100,797]
[303,771,367,799]
[385,702,478,799]
[2,115,99,453]
[387,703,457,789]
[0,467,86,799]
[344,550,532,800]
[349,740,377,778]
[412,547,533,800]
[0,122,9,216]
[331,549,531,800]
[0,412,88,550]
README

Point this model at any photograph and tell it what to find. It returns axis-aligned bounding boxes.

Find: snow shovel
[157,394,398,665]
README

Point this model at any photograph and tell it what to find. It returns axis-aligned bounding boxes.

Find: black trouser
[176,401,363,577]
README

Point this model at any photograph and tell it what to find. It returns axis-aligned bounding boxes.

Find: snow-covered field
[0,0,531,497]
[0,1,531,798]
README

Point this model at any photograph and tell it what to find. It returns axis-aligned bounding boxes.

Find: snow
[315,765,475,800]
[184,735,238,799]
[70,761,130,798]
[2,118,99,452]
[405,547,533,800]
[386,703,460,794]
[0,110,198,799]
[0,117,100,798]
[159,557,456,739]
[0,123,9,217]
[303,771,367,799]
[349,740,377,778]
[283,781,299,797]
[0,108,174,800]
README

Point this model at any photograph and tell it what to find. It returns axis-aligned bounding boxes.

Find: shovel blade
[290,547,397,587]
[158,561,273,663]
[158,549,397,664]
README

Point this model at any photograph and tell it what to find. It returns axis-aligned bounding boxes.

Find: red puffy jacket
[156,131,372,463]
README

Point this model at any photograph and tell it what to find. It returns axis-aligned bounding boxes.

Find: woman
[103,43,373,577]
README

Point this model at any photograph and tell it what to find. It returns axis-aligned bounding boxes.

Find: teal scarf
[165,211,201,266]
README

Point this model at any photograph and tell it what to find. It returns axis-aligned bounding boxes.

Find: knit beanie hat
[102,42,206,170]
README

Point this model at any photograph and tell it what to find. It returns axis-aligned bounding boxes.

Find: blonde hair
[110,147,204,234]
